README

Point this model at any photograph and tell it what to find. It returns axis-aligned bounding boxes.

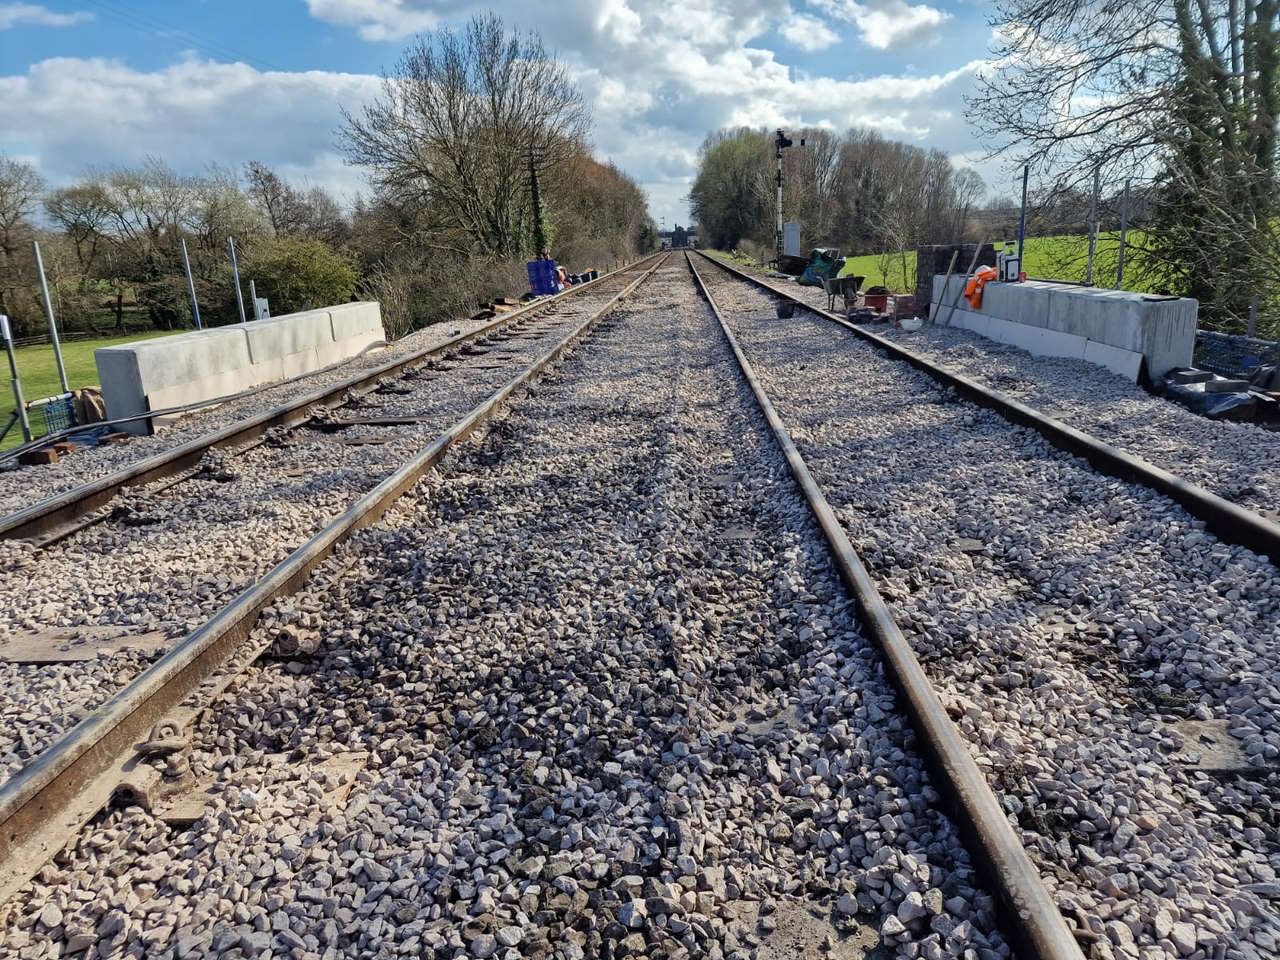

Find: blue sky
[0,0,1011,226]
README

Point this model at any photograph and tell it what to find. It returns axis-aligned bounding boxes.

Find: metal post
[228,236,247,324]
[1,315,32,443]
[1085,167,1100,286]
[1016,164,1029,259]
[1116,179,1130,288]
[1248,296,1258,338]
[775,144,784,264]
[181,238,202,330]
[32,241,70,394]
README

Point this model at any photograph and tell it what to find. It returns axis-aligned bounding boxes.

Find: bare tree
[341,13,591,260]
[0,155,44,325]
[970,0,1280,328]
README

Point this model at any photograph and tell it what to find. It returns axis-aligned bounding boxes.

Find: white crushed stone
[0,269,654,790]
[698,256,1280,960]
[0,258,1006,960]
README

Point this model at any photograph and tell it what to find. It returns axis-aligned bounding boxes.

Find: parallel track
[0,255,669,905]
[694,251,1280,562]
[686,252,1085,960]
[0,255,663,544]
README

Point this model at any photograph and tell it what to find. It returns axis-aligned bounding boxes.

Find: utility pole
[1016,164,1029,261]
[774,129,804,264]
[1116,179,1131,289]
[1,315,32,443]
[181,238,202,330]
[1085,167,1100,286]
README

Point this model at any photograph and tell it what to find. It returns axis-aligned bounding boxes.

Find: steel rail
[685,252,1086,960]
[0,254,664,543]
[695,251,1280,562]
[0,254,670,906]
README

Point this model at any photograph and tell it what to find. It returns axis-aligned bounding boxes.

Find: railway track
[0,254,667,905]
[691,252,1280,959]
[1,250,1271,959]
[0,251,1041,960]
[0,256,663,788]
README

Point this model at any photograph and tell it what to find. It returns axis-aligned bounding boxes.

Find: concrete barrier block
[1083,340,1144,380]
[328,302,384,342]
[243,310,332,364]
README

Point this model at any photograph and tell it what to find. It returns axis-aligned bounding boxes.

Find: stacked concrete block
[96,302,385,434]
[930,277,1195,382]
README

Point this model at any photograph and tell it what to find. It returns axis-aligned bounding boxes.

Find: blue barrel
[527,260,559,295]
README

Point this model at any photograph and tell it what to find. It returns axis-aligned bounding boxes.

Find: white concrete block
[328,302,383,342]
[96,300,387,434]
[930,274,1196,381]
[1084,339,1144,381]
[243,310,332,365]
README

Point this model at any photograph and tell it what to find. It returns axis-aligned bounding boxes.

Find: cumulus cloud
[809,0,949,49]
[2,0,992,225]
[0,57,378,201]
[305,0,441,41]
[0,3,91,29]
[780,12,840,51]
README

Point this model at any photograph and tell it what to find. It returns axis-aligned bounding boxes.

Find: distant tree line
[688,127,986,284]
[0,14,656,342]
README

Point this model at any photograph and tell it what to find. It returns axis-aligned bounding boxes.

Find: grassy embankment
[718,232,1156,294]
[1,330,184,453]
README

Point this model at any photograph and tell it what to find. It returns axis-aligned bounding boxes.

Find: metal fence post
[1085,167,1099,286]
[181,238,202,330]
[228,236,247,324]
[1115,179,1130,289]
[1016,164,1029,258]
[1,315,32,443]
[32,241,70,395]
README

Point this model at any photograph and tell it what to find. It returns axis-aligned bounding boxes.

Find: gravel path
[697,256,1280,960]
[0,267,655,789]
[0,265,651,519]
[710,255,1280,514]
[0,258,1007,960]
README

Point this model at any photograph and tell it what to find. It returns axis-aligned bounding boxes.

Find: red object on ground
[865,292,888,312]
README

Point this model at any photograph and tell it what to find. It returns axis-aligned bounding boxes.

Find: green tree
[243,238,359,315]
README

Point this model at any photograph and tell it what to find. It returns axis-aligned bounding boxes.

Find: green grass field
[2,330,185,453]
[721,232,1156,294]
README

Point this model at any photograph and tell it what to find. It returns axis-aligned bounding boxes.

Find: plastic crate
[41,395,75,434]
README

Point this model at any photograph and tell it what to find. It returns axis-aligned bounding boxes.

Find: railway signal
[774,128,805,265]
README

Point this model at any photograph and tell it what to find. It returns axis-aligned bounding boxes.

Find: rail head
[694,250,1280,563]
[685,251,1086,960]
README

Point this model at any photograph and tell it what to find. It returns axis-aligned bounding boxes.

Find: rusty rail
[686,252,1086,960]
[0,255,669,906]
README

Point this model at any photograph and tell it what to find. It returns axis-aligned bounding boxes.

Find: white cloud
[305,0,441,41]
[809,0,949,49]
[2,0,995,228]
[0,57,379,203]
[780,12,839,51]
[0,3,91,29]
